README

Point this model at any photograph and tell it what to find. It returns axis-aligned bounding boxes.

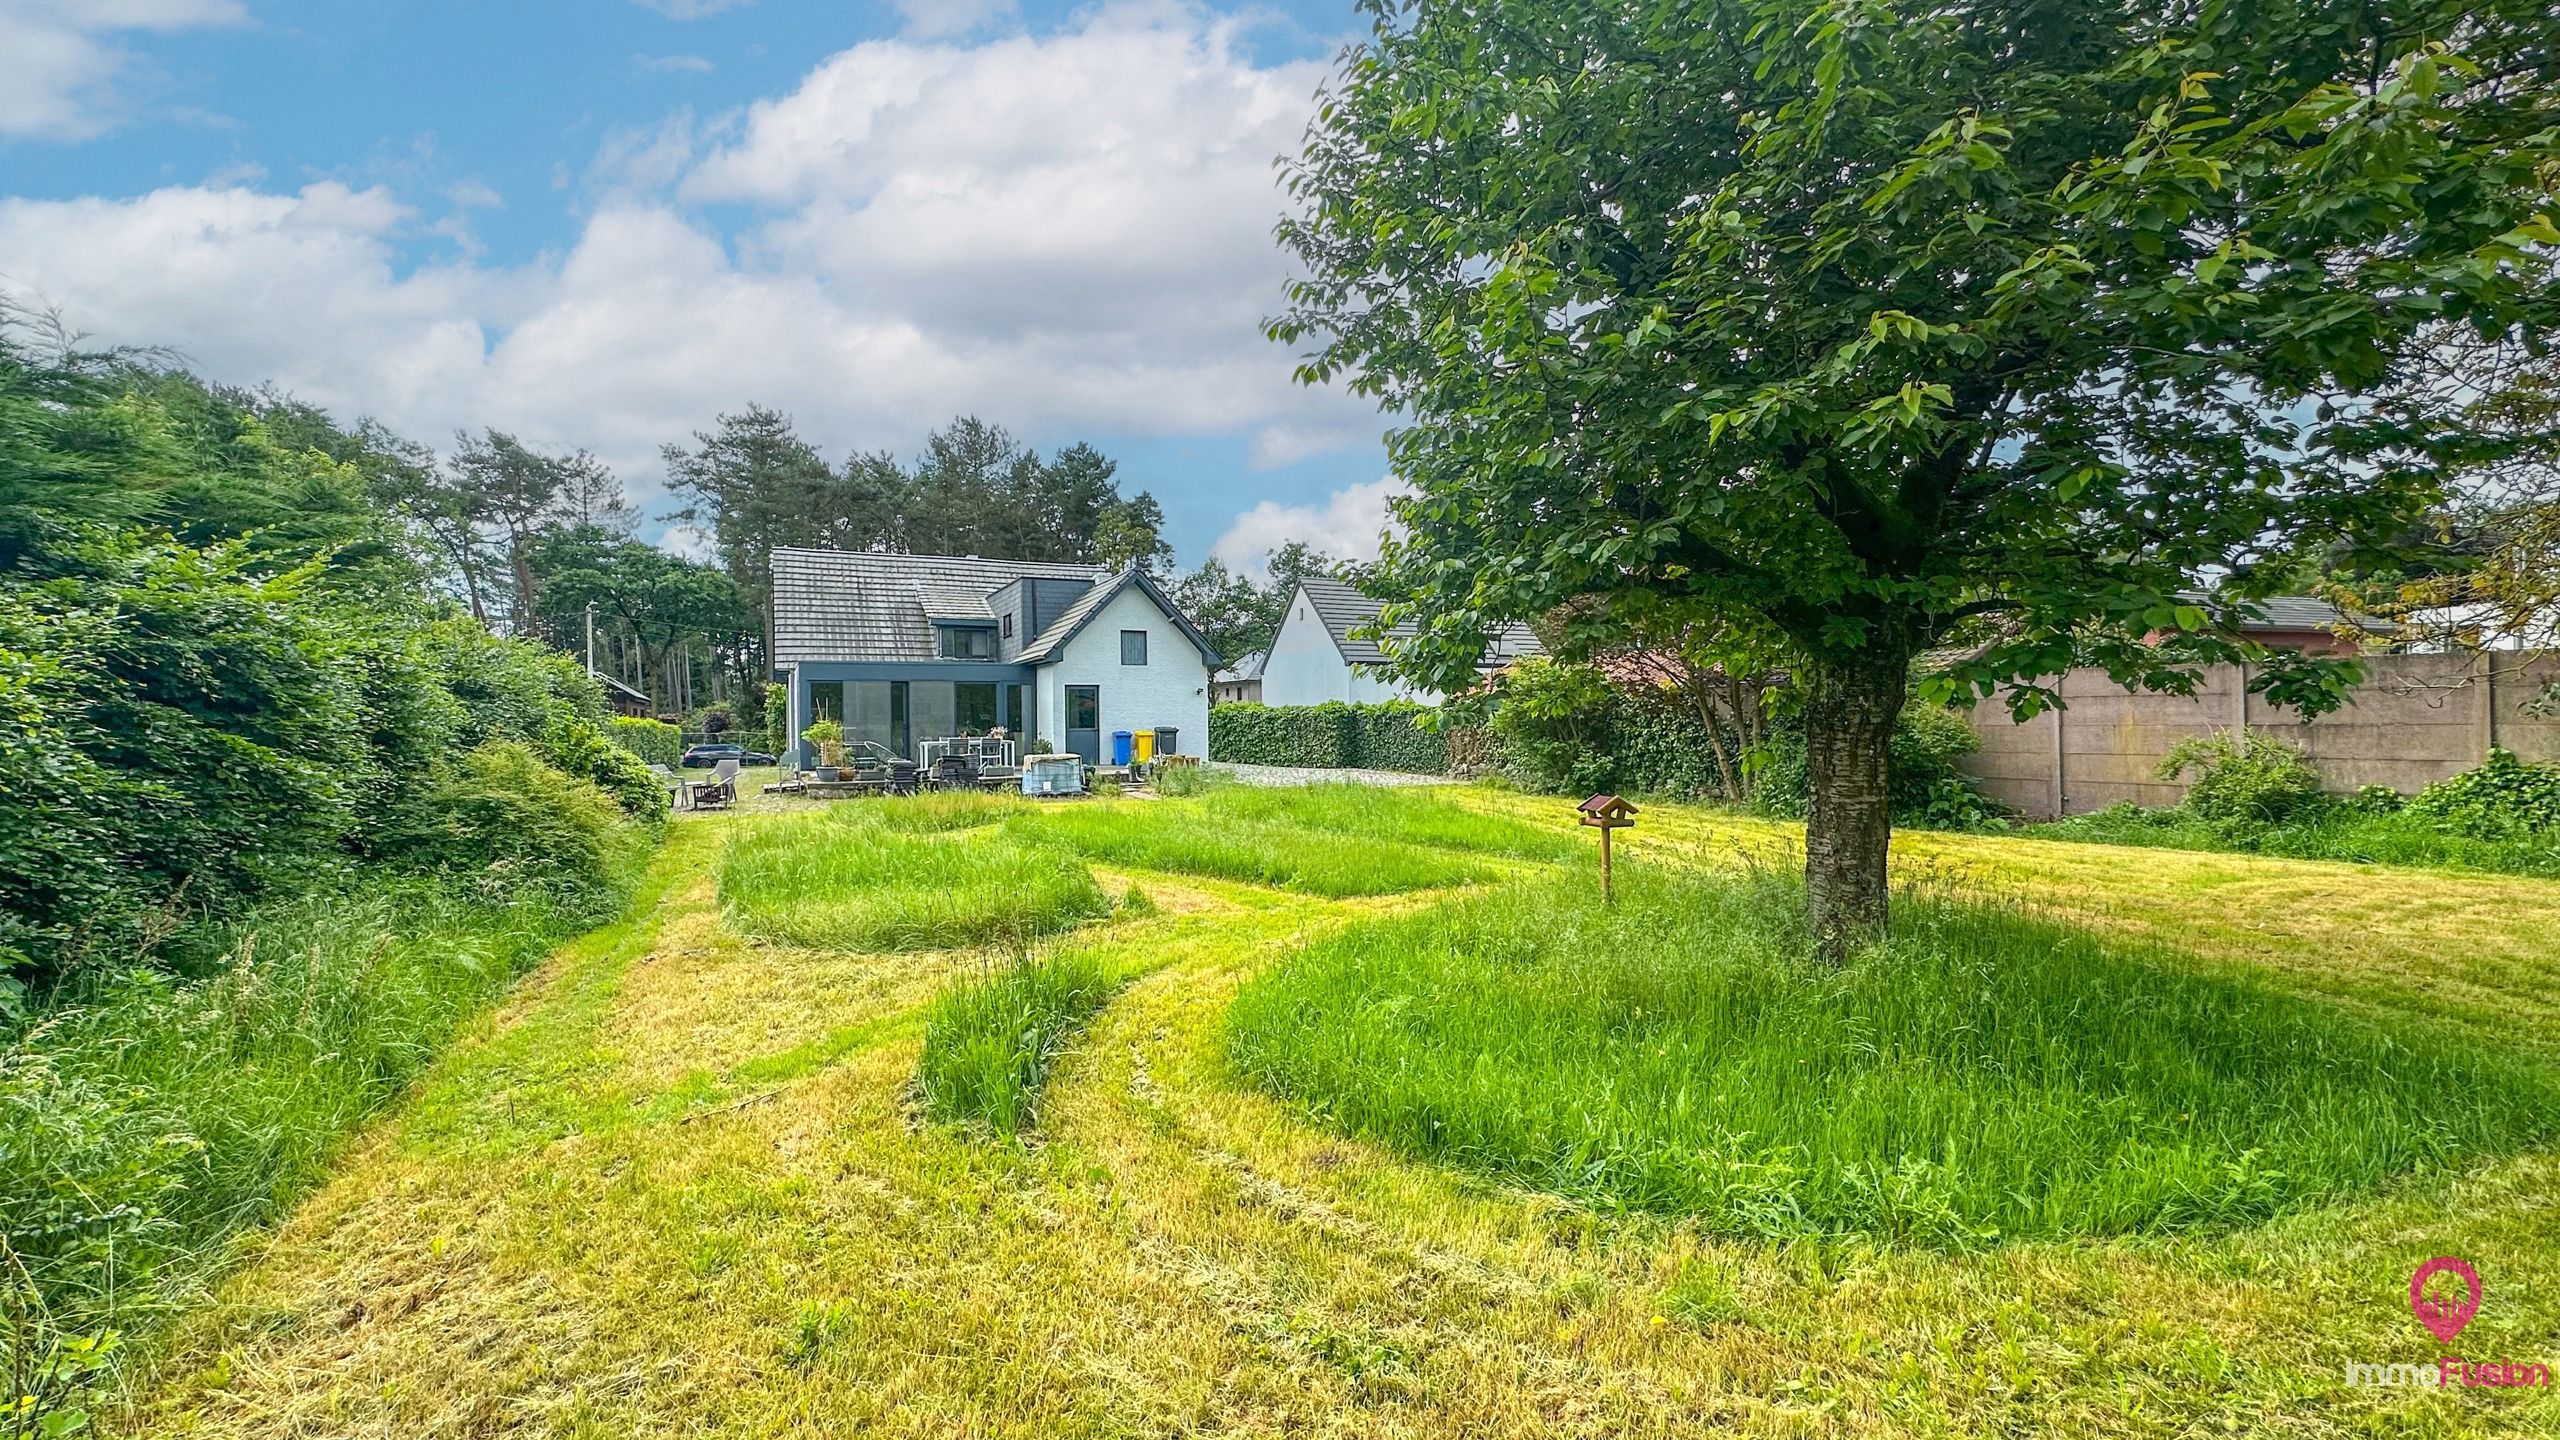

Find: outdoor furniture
[689,758,740,811]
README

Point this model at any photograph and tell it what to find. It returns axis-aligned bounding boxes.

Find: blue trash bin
[1110,730,1134,766]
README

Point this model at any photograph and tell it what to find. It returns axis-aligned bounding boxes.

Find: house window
[938,625,995,660]
[1001,613,1014,639]
[1120,629,1148,666]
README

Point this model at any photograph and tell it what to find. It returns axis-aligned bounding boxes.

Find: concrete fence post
[2476,651,2497,760]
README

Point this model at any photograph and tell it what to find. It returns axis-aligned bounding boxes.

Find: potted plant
[801,720,846,781]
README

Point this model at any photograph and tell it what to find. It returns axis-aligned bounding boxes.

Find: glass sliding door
[955,682,999,735]
[909,682,956,757]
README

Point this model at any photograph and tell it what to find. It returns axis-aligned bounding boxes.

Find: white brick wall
[1034,586,1212,759]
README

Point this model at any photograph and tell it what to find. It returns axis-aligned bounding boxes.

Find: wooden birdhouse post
[1576,794,1638,903]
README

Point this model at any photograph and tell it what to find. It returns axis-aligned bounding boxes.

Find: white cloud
[1210,477,1408,579]
[629,0,750,18]
[893,0,1016,40]
[634,53,715,74]
[0,2,1375,523]
[0,0,245,139]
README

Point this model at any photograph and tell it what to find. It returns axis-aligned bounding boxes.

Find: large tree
[1275,0,2560,954]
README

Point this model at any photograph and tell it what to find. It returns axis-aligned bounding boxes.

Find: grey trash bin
[1152,726,1179,758]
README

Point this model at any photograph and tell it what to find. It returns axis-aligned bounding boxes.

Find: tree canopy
[1275,0,2560,950]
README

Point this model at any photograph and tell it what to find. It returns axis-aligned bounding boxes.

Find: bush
[543,718,671,826]
[608,716,683,767]
[2158,732,2328,825]
[2407,748,2560,840]
[1208,701,1447,773]
[918,949,1118,1136]
[384,742,637,919]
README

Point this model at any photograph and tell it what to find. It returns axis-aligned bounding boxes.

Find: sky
[0,0,1404,577]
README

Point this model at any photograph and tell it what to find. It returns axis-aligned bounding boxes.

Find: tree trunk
[1800,651,1908,962]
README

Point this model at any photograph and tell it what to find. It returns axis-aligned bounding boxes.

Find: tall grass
[1,874,621,1399]
[918,949,1119,1136]
[2029,803,2560,877]
[721,815,1108,951]
[1227,867,2560,1247]
[847,791,1029,834]
[1003,805,1492,896]
[1199,782,1579,861]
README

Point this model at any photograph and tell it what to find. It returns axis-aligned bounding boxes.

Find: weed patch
[1228,867,2560,1246]
[721,815,1108,951]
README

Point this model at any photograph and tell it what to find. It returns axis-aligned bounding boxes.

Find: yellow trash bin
[1132,728,1156,763]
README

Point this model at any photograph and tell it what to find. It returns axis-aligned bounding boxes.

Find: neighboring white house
[1258,576,1542,707]
[770,548,1220,768]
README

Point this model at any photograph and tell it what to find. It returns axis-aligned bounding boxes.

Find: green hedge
[608,716,683,767]
[1209,702,1448,774]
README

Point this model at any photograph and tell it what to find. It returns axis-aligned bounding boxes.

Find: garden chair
[695,758,740,811]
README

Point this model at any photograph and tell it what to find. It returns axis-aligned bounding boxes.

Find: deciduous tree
[1274,0,2560,954]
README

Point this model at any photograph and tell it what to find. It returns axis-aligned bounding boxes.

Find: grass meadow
[719,810,1110,951]
[109,785,2560,1438]
[1002,802,1495,896]
[1227,865,2560,1245]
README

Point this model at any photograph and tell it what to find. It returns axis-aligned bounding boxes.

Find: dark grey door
[1066,685,1100,766]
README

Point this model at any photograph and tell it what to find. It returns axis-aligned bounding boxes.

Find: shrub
[385,742,637,919]
[1208,701,1447,773]
[918,949,1118,1136]
[2158,732,2328,825]
[2407,748,2560,839]
[608,716,683,768]
[543,718,671,826]
[1228,870,2560,1245]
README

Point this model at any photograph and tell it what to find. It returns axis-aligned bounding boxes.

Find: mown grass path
[124,796,2560,1438]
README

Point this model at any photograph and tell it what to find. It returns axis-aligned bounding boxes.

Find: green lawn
[118,787,2560,1439]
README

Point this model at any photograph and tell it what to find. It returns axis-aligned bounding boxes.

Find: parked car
[681,743,777,768]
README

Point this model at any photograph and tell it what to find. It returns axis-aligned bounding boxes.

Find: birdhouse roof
[1578,794,1635,816]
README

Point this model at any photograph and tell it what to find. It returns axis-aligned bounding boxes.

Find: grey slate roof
[771,548,1105,663]
[1296,576,1543,670]
[2179,591,2397,635]
[1015,567,1223,667]
[1216,649,1267,683]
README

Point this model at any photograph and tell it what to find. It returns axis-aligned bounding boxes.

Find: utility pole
[584,601,598,678]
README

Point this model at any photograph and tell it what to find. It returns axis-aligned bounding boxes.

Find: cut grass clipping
[1005,804,1491,896]
[1199,781,1578,861]
[919,949,1118,1136]
[721,814,1107,951]
[1228,867,2560,1247]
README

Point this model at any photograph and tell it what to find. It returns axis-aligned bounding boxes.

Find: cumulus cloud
[0,0,246,139]
[0,1,1376,531]
[1210,477,1408,579]
[634,53,715,74]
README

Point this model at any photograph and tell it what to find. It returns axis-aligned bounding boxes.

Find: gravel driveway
[1207,762,1464,788]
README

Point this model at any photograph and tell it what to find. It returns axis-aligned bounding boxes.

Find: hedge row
[609,716,684,767]
[1208,702,1448,774]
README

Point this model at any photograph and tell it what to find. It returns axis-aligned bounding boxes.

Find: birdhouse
[1577,794,1638,829]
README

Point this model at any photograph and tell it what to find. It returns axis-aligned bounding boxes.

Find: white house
[770,548,1219,767]
[1257,576,1541,707]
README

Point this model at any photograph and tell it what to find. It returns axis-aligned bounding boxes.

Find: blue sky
[0,0,1394,573]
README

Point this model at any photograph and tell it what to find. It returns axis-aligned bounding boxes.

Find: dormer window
[937,624,995,660]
